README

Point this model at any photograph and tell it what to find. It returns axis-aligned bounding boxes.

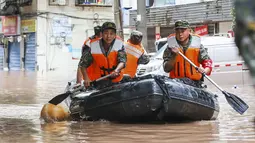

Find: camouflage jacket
[79,38,127,68]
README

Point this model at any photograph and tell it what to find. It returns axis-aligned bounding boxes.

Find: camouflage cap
[131,30,143,37]
[175,20,190,29]
[101,21,116,32]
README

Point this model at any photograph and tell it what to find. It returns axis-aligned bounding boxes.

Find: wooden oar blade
[48,92,70,105]
[222,91,249,114]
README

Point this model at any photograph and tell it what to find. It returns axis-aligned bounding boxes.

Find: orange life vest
[123,40,145,78]
[89,37,124,83]
[83,35,101,49]
[82,36,101,81]
[167,34,202,81]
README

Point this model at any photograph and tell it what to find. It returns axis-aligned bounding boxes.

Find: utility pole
[114,0,124,39]
[137,0,148,52]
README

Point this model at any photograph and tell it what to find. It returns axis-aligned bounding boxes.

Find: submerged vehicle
[66,74,219,122]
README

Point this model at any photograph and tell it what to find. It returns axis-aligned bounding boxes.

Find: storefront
[21,19,36,71]
[8,40,20,71]
[2,16,21,71]
[0,16,37,71]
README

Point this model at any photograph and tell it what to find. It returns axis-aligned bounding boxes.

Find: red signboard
[195,25,208,36]
[2,16,18,35]
[155,33,160,40]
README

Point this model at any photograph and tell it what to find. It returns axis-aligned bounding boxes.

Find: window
[49,0,67,6]
[153,0,175,7]
[19,0,33,6]
[83,0,97,4]
[76,0,112,6]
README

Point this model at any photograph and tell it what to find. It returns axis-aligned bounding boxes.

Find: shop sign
[21,19,36,33]
[2,16,18,35]
[195,25,208,36]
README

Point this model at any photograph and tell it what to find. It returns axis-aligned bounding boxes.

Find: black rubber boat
[68,74,219,122]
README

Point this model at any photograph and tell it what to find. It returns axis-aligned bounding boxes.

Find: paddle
[48,73,114,105]
[178,51,249,115]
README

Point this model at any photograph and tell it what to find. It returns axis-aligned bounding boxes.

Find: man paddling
[163,20,213,84]
[79,21,127,88]
[163,20,249,115]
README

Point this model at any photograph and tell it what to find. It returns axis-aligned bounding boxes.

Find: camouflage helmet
[94,25,102,35]
[101,22,116,32]
[175,20,190,29]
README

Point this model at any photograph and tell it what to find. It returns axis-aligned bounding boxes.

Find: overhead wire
[21,11,112,21]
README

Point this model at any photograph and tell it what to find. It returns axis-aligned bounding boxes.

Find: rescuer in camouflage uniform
[78,22,127,88]
[163,20,213,84]
[123,30,150,78]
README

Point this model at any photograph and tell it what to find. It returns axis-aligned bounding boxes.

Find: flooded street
[0,71,255,143]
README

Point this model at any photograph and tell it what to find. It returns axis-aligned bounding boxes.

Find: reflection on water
[0,118,38,143]
[68,121,220,143]
[38,121,220,143]
[0,71,255,142]
[40,121,73,143]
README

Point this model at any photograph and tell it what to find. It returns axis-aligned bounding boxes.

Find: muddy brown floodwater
[0,71,254,143]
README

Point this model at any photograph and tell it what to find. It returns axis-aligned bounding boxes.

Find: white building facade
[34,0,113,73]
[0,0,114,73]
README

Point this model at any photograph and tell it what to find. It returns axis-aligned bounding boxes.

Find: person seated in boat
[123,30,150,78]
[163,20,213,83]
[76,25,102,84]
[78,21,127,87]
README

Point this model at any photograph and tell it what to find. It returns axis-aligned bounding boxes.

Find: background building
[0,0,235,71]
[0,0,114,73]
[125,0,234,52]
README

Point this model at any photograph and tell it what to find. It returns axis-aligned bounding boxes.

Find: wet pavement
[0,71,255,143]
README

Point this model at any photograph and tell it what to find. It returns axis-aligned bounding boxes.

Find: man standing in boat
[163,20,213,82]
[123,30,150,78]
[78,21,127,87]
[76,25,102,84]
